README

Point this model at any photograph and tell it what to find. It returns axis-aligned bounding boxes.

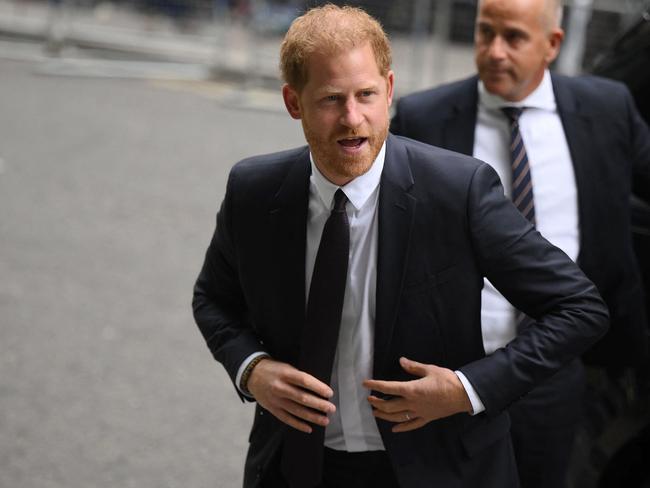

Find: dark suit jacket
[391,74,650,366]
[192,134,608,487]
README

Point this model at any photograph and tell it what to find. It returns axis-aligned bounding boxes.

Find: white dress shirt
[474,70,580,354]
[307,143,385,451]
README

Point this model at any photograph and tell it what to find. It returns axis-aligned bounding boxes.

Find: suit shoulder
[396,76,477,113]
[395,135,485,181]
[232,146,308,175]
[390,135,502,213]
[227,146,309,196]
[554,73,632,108]
[561,73,629,93]
[397,134,476,161]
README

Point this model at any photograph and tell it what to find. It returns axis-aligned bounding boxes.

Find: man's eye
[325,95,339,102]
[361,91,374,97]
[505,31,525,44]
[478,25,494,40]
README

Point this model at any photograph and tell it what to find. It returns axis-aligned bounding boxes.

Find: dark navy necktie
[281,188,350,488]
[501,107,536,226]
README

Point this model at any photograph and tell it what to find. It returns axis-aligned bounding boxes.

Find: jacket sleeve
[458,163,609,415]
[192,168,267,401]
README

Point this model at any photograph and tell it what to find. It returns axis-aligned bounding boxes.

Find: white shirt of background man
[474,69,580,354]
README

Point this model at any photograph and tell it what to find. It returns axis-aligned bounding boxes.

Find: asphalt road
[0,56,305,488]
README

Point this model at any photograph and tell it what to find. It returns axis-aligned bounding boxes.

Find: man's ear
[282,84,302,120]
[545,27,564,64]
[386,70,395,107]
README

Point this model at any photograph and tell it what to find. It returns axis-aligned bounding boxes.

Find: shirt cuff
[235,351,269,398]
[454,370,486,415]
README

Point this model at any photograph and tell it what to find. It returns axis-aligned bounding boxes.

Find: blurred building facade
[2,0,647,74]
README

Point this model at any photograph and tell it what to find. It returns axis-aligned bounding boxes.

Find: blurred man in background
[391,0,650,487]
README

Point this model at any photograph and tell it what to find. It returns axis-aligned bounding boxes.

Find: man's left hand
[363,357,473,433]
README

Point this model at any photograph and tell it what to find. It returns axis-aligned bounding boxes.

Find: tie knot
[333,189,348,212]
[501,106,524,123]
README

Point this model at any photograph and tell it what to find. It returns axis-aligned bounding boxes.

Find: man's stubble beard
[304,120,389,181]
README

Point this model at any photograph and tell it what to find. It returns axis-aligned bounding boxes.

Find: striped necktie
[502,107,536,331]
[501,107,536,225]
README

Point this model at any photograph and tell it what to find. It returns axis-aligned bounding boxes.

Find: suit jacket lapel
[269,148,311,354]
[374,135,417,377]
[441,76,479,156]
[552,74,594,264]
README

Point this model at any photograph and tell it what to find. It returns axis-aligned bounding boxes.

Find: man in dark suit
[193,5,609,488]
[390,0,650,486]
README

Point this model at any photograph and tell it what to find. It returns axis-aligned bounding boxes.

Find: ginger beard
[301,113,389,182]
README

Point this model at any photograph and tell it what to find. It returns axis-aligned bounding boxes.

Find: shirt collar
[478,69,556,112]
[309,141,386,212]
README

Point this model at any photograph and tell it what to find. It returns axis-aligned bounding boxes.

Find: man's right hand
[247,358,336,433]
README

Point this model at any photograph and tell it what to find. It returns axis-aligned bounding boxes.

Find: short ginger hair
[279,4,392,92]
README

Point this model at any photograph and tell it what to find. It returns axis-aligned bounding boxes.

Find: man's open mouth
[337,137,367,149]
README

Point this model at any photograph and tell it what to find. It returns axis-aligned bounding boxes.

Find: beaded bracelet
[240,354,270,395]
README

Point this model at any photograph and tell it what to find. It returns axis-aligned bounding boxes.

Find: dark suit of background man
[391,0,650,487]
[193,5,609,488]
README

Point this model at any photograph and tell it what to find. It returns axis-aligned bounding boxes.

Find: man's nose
[340,99,363,128]
[487,36,507,61]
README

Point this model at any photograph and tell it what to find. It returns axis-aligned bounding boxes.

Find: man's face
[282,42,394,186]
[474,0,563,101]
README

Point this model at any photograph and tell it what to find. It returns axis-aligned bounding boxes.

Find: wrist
[449,369,473,414]
[240,354,270,396]
[459,388,473,414]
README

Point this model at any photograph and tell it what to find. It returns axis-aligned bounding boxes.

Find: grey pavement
[0,56,305,488]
